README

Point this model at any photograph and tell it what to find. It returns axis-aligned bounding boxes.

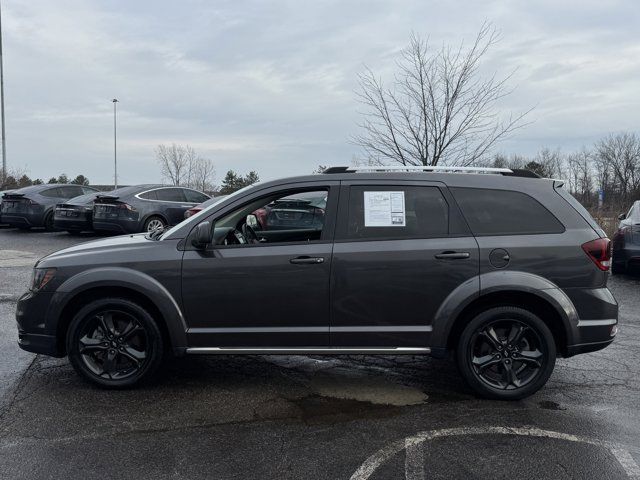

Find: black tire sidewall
[456,306,556,400]
[67,298,164,388]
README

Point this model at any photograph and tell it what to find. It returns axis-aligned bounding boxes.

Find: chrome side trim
[186,347,431,355]
[577,318,618,327]
[187,325,432,334]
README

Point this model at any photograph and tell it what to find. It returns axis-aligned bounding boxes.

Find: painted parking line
[350,426,640,480]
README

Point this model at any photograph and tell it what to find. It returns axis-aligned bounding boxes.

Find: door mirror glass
[246,214,259,229]
[618,213,626,220]
[192,221,212,248]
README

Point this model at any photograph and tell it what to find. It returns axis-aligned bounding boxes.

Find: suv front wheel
[67,298,164,388]
[456,306,556,400]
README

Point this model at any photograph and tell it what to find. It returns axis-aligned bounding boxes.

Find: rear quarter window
[40,188,61,198]
[451,187,565,236]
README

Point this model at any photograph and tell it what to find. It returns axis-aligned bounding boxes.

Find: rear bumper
[613,245,640,267]
[53,216,92,231]
[2,212,42,228]
[93,218,139,233]
[563,287,618,357]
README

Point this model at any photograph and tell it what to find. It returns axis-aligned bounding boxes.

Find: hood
[38,234,153,266]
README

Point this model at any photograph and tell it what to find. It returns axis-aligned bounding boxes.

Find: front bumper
[16,290,64,357]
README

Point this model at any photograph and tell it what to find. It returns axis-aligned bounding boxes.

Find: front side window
[452,187,565,236]
[212,188,329,246]
[183,189,210,204]
[346,186,449,240]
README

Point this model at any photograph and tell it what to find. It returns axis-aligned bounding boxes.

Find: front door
[181,182,338,348]
[330,181,480,347]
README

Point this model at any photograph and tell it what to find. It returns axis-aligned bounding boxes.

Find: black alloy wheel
[67,298,164,388]
[457,306,556,400]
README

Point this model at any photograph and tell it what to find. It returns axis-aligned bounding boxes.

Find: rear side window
[346,186,449,240]
[40,188,61,198]
[183,189,209,203]
[139,190,158,200]
[156,188,186,202]
[452,188,564,236]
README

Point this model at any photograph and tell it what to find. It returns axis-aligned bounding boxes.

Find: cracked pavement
[1,228,639,479]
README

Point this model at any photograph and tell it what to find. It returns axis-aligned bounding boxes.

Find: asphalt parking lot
[1,228,639,479]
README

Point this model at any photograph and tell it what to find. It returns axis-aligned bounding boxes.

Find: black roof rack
[322,166,540,178]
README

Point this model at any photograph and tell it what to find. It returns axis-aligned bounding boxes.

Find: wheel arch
[431,271,579,358]
[142,212,169,229]
[48,267,187,356]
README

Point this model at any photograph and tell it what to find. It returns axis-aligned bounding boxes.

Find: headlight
[31,267,56,291]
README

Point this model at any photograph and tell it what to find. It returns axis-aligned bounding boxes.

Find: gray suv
[15,167,618,400]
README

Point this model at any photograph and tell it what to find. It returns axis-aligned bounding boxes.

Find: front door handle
[434,251,470,260]
[290,256,324,265]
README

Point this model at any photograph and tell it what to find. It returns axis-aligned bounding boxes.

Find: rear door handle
[434,251,470,260]
[289,256,324,265]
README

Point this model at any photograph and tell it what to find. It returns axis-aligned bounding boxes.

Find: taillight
[582,238,611,271]
[28,199,39,206]
[118,203,135,211]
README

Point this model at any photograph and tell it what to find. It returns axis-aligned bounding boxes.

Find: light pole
[0,1,7,184]
[112,98,118,189]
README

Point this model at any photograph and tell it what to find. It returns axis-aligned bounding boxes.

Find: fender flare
[46,267,187,350]
[430,270,578,353]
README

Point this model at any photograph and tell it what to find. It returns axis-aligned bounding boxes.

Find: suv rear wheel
[456,306,556,400]
[67,298,164,388]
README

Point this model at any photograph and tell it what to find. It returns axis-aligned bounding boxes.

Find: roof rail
[322,165,540,178]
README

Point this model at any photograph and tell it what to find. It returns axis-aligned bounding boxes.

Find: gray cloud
[2,0,639,184]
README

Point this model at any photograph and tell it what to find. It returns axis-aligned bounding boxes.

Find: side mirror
[246,214,259,229]
[618,213,626,221]
[192,221,213,249]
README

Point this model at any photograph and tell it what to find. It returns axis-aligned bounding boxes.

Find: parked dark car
[0,184,99,230]
[0,189,14,226]
[184,195,227,219]
[92,185,210,233]
[253,190,326,231]
[16,167,617,400]
[612,200,640,274]
[53,191,105,234]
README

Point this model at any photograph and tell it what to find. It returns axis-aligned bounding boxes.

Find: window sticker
[363,191,406,227]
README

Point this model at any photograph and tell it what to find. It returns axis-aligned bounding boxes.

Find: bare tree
[595,133,640,201]
[353,23,531,166]
[190,157,216,193]
[156,144,198,186]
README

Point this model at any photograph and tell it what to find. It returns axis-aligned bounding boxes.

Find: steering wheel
[241,222,259,244]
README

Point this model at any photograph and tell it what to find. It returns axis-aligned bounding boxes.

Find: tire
[143,215,166,233]
[67,298,164,388]
[611,260,626,275]
[456,306,556,400]
[43,211,55,231]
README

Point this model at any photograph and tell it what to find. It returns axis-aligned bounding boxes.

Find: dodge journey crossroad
[16,166,618,400]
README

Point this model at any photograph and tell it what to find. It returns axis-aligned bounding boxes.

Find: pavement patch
[0,250,39,268]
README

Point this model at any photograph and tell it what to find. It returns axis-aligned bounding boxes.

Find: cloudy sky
[2,0,639,185]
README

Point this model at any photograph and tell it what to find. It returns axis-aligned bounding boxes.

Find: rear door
[155,187,194,224]
[330,180,479,347]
